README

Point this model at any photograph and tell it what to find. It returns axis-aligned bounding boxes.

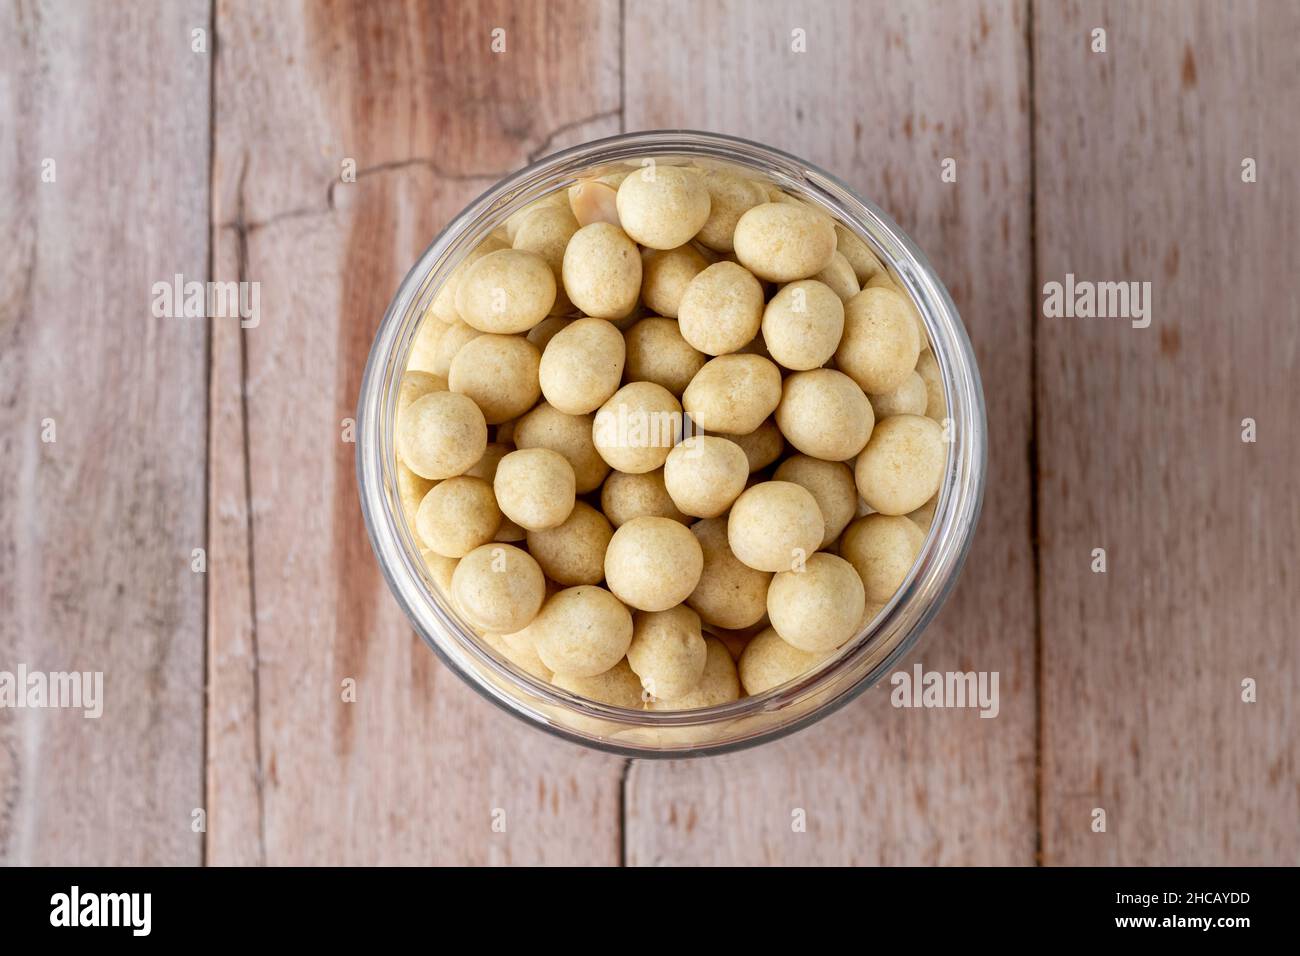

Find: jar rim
[357,129,988,757]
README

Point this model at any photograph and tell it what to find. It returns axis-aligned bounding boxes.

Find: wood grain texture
[622,0,1038,865]
[1034,0,1300,864]
[0,0,209,864]
[206,0,626,865]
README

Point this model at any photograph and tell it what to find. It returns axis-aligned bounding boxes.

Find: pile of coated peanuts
[395,158,946,711]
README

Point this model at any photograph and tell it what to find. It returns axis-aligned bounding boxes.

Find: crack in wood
[228,153,269,868]
[525,108,622,163]
[215,111,621,237]
[1026,0,1046,869]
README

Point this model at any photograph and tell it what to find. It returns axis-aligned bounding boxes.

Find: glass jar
[357,130,986,756]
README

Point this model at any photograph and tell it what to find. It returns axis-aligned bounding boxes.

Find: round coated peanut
[604,516,704,612]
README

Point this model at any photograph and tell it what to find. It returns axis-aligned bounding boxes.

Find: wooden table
[2,0,1296,866]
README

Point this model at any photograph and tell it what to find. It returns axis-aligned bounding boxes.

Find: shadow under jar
[357,130,986,757]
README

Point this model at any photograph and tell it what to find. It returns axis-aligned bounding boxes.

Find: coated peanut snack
[393,154,950,715]
[627,605,708,701]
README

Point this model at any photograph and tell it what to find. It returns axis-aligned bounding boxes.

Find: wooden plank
[622,0,1037,865]
[207,0,626,864]
[0,0,209,864]
[1035,0,1300,864]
